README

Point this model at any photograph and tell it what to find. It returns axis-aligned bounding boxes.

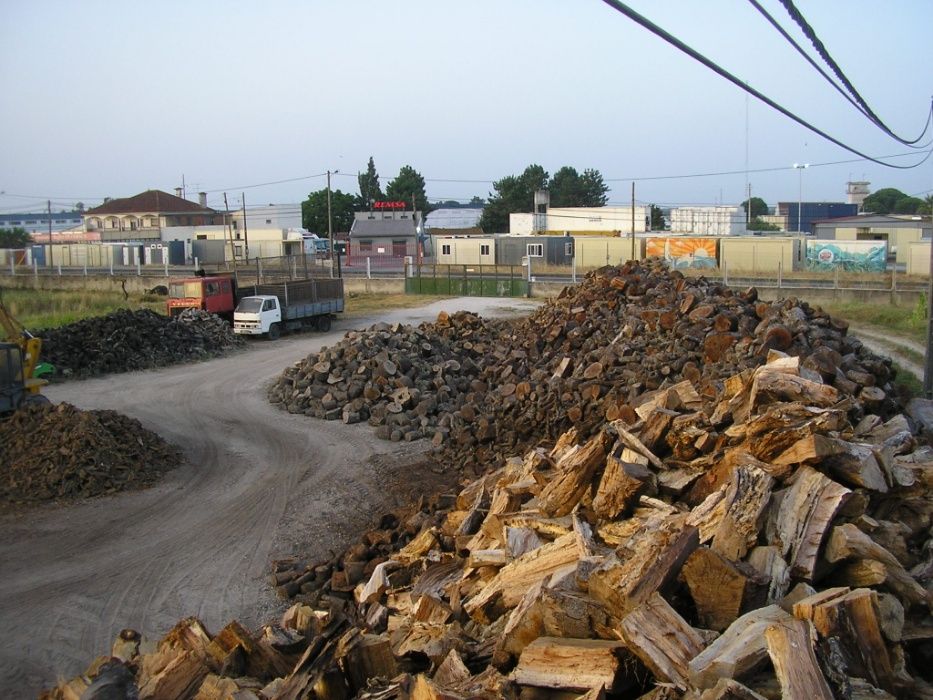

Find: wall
[832,226,923,264]
[719,237,798,273]
[547,206,647,234]
[907,241,931,276]
[646,237,719,269]
[575,237,643,267]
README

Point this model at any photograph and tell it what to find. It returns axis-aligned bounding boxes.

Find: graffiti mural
[805,241,887,272]
[647,237,718,269]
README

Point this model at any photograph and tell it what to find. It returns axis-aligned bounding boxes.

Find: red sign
[374,201,407,210]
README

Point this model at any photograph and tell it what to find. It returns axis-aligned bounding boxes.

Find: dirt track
[0,297,540,696]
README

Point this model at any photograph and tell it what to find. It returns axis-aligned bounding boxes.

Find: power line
[774,0,932,146]
[599,0,933,169]
[747,0,932,146]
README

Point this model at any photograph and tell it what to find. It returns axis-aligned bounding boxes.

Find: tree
[357,157,383,211]
[301,189,357,235]
[0,227,32,248]
[862,188,909,215]
[74,202,86,213]
[893,196,924,215]
[386,165,431,214]
[469,196,486,206]
[479,164,548,233]
[741,196,769,220]
[579,168,609,207]
[920,194,933,216]
[649,205,665,230]
[549,167,609,208]
[747,219,780,232]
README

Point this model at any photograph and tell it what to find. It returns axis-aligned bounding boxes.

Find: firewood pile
[0,402,182,508]
[45,349,933,697]
[40,308,244,379]
[270,261,903,477]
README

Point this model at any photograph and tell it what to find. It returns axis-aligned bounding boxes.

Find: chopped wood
[592,457,652,520]
[538,432,611,517]
[510,637,629,693]
[764,618,834,700]
[682,547,769,631]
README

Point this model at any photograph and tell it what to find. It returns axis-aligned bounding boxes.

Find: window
[359,240,373,253]
[564,242,573,256]
[221,281,230,293]
[442,244,451,255]
[480,244,490,256]
[263,299,276,311]
[527,243,544,257]
[205,282,220,296]
[265,219,272,224]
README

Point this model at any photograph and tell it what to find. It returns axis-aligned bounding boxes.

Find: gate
[405,263,529,297]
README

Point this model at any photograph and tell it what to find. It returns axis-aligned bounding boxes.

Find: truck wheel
[268,323,281,340]
[317,315,332,332]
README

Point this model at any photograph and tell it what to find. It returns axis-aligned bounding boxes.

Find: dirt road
[0,297,540,696]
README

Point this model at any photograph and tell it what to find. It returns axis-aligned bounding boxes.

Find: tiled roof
[85,190,215,215]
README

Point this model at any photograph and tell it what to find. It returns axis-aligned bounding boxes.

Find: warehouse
[496,235,575,266]
[812,214,931,265]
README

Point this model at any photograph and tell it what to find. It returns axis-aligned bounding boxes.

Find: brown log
[764,618,834,700]
[682,547,769,631]
[510,637,629,693]
[639,408,678,452]
[745,546,791,605]
[772,434,888,492]
[608,420,666,470]
[771,465,851,580]
[592,457,652,520]
[537,432,611,517]
[341,632,398,694]
[619,593,706,690]
[750,367,840,410]
[698,679,769,700]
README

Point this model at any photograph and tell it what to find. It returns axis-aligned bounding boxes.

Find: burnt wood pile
[40,308,243,379]
[0,402,182,508]
[45,265,933,698]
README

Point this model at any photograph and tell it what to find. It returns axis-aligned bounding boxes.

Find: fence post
[723,260,729,286]
[9,258,14,276]
[137,258,141,276]
[84,262,87,276]
[367,257,371,279]
[778,260,782,288]
[891,262,897,306]
[57,263,62,276]
[572,254,577,284]
[110,257,114,276]
[164,257,169,277]
[33,258,38,282]
[258,258,263,282]
[834,266,839,289]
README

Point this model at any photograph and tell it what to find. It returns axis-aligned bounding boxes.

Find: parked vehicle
[166,274,238,319]
[233,278,344,339]
[0,298,51,415]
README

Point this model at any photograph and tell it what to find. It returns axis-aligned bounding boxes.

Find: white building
[669,206,746,236]
[230,203,302,235]
[510,206,649,235]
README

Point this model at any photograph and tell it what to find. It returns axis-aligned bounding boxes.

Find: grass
[892,362,923,398]
[1,288,166,330]
[342,292,451,319]
[817,300,927,345]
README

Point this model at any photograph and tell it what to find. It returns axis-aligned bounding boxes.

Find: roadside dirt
[849,323,925,383]
[0,296,540,697]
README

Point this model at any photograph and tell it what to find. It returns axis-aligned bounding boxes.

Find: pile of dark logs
[270,261,903,477]
[46,348,933,698]
[0,402,182,507]
[41,308,244,379]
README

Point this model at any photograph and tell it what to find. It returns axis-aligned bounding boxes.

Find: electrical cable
[775,0,932,146]
[599,0,931,169]
[748,0,932,146]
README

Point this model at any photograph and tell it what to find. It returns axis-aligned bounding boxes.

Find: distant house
[83,190,223,242]
[0,211,83,235]
[348,210,423,261]
[812,213,932,264]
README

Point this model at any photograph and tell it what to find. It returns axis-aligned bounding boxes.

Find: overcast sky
[1,0,931,214]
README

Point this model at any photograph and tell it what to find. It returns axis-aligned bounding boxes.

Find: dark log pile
[40,308,244,379]
[0,402,182,507]
[270,261,902,477]
[45,265,933,698]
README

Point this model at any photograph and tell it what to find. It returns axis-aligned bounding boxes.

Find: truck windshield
[169,281,203,298]
[235,298,264,313]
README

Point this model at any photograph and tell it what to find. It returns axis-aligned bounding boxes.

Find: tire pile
[40,308,244,378]
[0,402,182,508]
[270,260,902,476]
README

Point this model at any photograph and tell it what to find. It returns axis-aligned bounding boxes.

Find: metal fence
[405,263,529,297]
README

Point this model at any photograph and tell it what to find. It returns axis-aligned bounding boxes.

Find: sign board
[374,201,407,210]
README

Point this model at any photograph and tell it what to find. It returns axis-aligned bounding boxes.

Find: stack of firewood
[45,349,933,698]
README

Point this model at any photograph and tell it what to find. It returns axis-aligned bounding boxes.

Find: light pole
[327,169,339,270]
[792,163,809,233]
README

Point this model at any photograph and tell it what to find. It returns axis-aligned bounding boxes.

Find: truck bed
[238,278,343,305]
[282,298,344,321]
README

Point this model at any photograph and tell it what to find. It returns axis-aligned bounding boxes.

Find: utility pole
[630,182,635,261]
[241,192,249,261]
[223,192,237,276]
[327,170,336,277]
[412,191,421,265]
[47,199,53,268]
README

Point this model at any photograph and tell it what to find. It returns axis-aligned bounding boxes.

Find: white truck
[233,278,344,339]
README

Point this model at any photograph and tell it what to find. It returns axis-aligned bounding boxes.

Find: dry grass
[1,288,165,330]
[342,292,451,319]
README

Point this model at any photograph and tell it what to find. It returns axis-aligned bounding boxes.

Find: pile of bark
[270,261,902,476]
[40,308,244,378]
[46,351,933,698]
[0,402,182,507]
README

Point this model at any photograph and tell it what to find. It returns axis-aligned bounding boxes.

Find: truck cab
[233,295,283,339]
[167,276,236,318]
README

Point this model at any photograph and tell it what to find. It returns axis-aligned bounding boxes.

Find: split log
[608,420,666,470]
[770,466,851,580]
[750,365,839,410]
[510,637,630,693]
[688,605,793,690]
[592,457,652,520]
[619,593,705,690]
[682,547,769,631]
[207,620,290,680]
[698,679,769,700]
[772,435,888,492]
[340,632,398,694]
[746,546,791,605]
[537,432,611,517]
[764,618,834,700]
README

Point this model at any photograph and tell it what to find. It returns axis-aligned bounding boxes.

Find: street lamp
[792,163,809,233]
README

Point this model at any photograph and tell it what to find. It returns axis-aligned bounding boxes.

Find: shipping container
[907,241,931,276]
[646,237,719,269]
[574,237,643,268]
[805,240,887,272]
[719,236,800,274]
[495,236,574,266]
[435,236,496,265]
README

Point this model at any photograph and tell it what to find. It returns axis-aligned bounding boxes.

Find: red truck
[167,275,238,319]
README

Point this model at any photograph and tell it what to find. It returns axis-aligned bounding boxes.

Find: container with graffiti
[805,240,887,272]
[646,237,719,269]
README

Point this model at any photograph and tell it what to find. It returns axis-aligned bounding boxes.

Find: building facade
[669,206,746,236]
[0,211,83,234]
[776,202,857,234]
[83,190,223,242]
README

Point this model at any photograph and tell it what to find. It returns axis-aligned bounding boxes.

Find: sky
[1,0,931,216]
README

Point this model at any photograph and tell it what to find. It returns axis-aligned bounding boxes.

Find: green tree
[741,196,769,219]
[893,196,924,215]
[920,194,933,215]
[386,165,431,214]
[578,168,609,207]
[862,188,909,215]
[357,156,383,211]
[74,201,86,212]
[469,196,486,206]
[301,189,357,235]
[549,167,609,208]
[649,205,665,230]
[0,227,32,248]
[747,218,780,232]
[479,164,549,233]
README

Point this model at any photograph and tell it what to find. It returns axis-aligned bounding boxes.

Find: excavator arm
[0,296,45,394]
